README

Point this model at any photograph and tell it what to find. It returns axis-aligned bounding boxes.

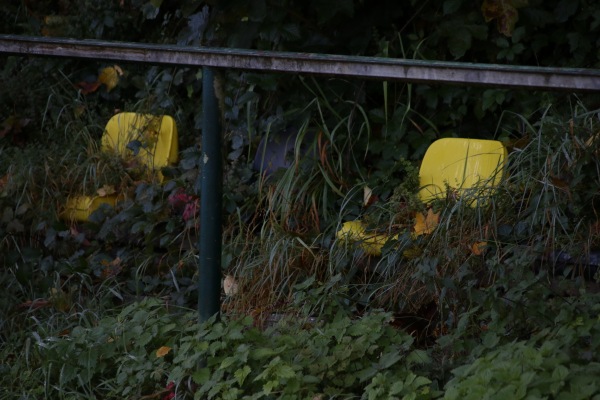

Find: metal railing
[3,35,600,90]
[1,34,599,322]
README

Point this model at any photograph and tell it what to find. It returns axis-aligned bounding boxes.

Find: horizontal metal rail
[1,34,600,91]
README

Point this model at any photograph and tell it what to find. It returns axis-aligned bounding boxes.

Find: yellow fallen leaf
[471,241,487,256]
[98,66,122,92]
[413,208,440,236]
[156,346,172,358]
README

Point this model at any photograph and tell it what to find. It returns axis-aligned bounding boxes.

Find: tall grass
[225,96,600,324]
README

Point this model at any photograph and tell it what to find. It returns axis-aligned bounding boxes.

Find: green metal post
[198,66,222,323]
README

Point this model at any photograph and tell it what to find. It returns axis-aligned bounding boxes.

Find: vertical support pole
[198,66,222,323]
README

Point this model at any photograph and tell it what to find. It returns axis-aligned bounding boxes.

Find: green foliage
[27,295,434,399]
[443,290,600,399]
[445,341,600,399]
[31,298,193,398]
[171,311,433,399]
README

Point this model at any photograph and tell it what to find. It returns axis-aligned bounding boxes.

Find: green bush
[31,296,435,399]
[445,340,600,399]
[170,311,433,399]
[444,295,600,399]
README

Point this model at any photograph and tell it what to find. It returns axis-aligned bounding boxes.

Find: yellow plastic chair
[62,112,178,221]
[337,138,507,256]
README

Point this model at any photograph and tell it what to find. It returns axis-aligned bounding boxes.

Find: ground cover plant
[3,0,600,398]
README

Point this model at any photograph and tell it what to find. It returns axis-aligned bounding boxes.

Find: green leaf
[219,356,237,370]
[234,365,251,386]
[482,332,500,348]
[293,276,315,290]
[302,375,321,384]
[313,0,354,24]
[554,0,579,23]
[412,376,432,389]
[251,347,278,360]
[377,350,402,370]
[192,367,211,384]
[447,26,472,59]
[551,364,569,381]
[60,363,77,384]
[126,139,143,155]
[275,364,296,379]
[131,220,150,234]
[389,380,405,395]
[406,349,430,365]
[262,380,278,395]
[444,0,464,14]
[356,366,377,382]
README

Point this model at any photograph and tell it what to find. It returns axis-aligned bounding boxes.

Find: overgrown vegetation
[3,0,600,398]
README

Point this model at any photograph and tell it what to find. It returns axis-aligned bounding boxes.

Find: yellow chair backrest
[418,138,507,205]
[101,112,178,176]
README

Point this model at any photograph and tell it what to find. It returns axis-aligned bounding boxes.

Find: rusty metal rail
[1,35,600,91]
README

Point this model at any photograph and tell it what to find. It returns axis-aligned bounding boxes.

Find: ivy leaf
[481,0,528,37]
[178,6,209,46]
[554,0,579,23]
[312,0,354,24]
[444,0,464,15]
[127,140,143,156]
[447,26,472,59]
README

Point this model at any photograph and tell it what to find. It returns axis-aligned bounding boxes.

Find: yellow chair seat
[62,195,119,222]
[336,220,399,257]
[62,112,178,222]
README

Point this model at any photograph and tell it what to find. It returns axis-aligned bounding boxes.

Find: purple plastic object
[253,128,314,176]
